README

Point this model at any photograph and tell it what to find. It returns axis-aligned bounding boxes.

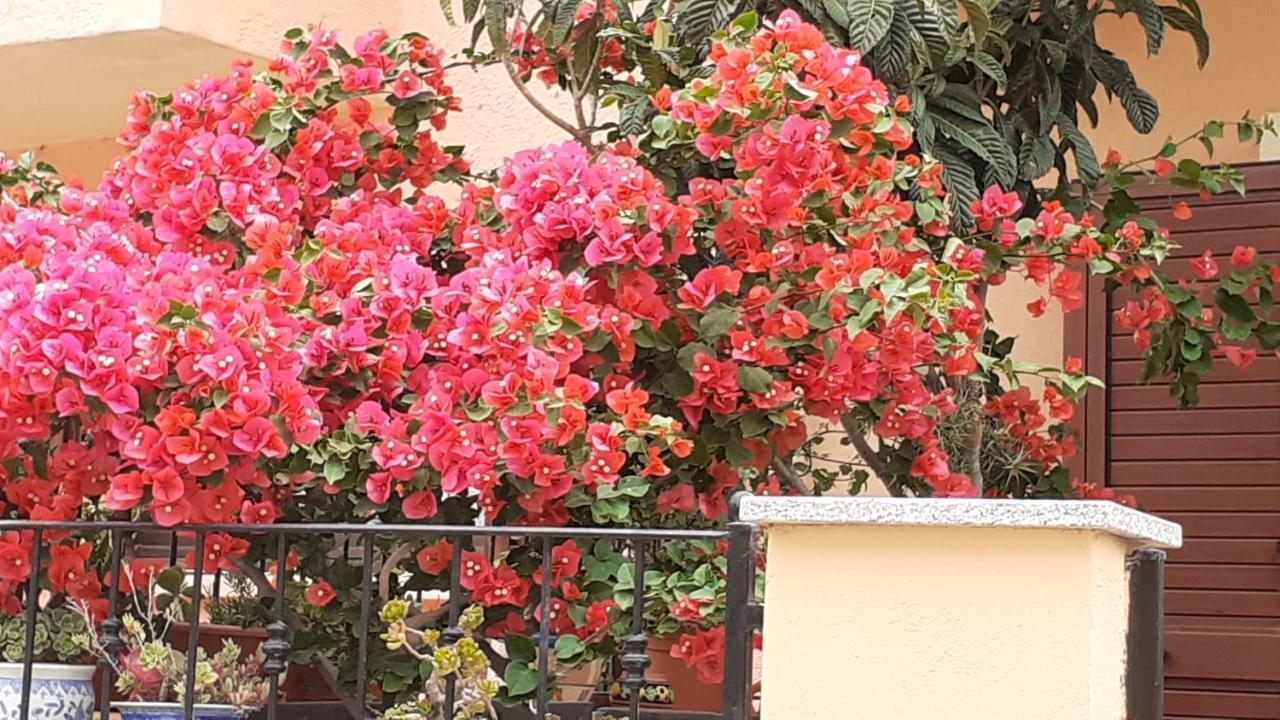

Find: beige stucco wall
[0,0,161,46]
[760,524,1133,719]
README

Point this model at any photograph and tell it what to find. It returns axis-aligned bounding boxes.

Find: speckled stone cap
[736,496,1182,549]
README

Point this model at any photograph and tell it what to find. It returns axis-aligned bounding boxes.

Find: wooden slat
[1112,460,1280,486]
[1162,225,1280,258]
[1111,436,1280,461]
[1145,200,1280,233]
[1166,564,1280,591]
[1166,629,1280,680]
[1111,335,1268,361]
[1123,163,1280,201]
[1132,487,1280,511]
[1112,409,1280,436]
[1110,357,1280,385]
[1165,590,1280,618]
[1112,383,1280,410]
[1162,512,1280,538]
[1168,539,1280,566]
[1166,689,1280,719]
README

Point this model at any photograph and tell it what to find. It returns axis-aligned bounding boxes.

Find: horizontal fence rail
[0,518,762,720]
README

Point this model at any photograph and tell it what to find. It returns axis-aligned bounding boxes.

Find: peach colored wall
[759,524,1133,719]
[0,0,161,46]
[1090,1,1279,163]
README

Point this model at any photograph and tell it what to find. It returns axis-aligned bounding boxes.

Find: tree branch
[499,5,594,148]
[378,543,415,604]
[839,413,905,497]
[771,456,812,495]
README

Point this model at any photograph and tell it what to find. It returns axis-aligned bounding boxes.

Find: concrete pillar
[738,496,1181,720]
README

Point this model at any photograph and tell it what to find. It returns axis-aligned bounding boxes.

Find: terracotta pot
[555,658,604,702]
[169,624,337,701]
[607,637,721,713]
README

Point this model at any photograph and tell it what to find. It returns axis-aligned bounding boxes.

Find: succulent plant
[0,608,92,664]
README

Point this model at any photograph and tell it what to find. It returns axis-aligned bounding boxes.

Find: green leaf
[505,633,538,665]
[972,51,1006,88]
[676,0,746,43]
[871,8,912,82]
[439,0,456,24]
[958,0,990,46]
[846,0,895,51]
[157,568,186,596]
[1162,5,1209,68]
[553,0,583,43]
[503,662,539,696]
[1131,0,1165,54]
[323,457,347,483]
[677,343,716,371]
[555,634,585,660]
[736,366,773,394]
[1215,288,1256,325]
[1058,115,1101,186]
[932,111,1016,185]
[485,0,508,52]
[1122,86,1160,135]
[698,305,741,339]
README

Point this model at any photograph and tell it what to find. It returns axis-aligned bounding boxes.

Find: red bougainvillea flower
[1231,245,1257,268]
[415,539,453,575]
[305,579,338,607]
[670,625,726,684]
[1192,250,1219,280]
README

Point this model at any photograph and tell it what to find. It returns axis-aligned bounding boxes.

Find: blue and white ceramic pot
[115,702,245,720]
[0,662,96,720]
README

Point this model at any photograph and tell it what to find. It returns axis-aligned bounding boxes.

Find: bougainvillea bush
[0,7,1276,704]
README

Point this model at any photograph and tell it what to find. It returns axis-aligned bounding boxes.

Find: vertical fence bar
[98,528,125,719]
[536,537,554,719]
[722,522,756,720]
[184,530,206,720]
[264,533,291,720]
[18,528,43,720]
[168,534,179,567]
[1127,549,1166,720]
[442,537,463,714]
[354,534,376,718]
[622,540,650,720]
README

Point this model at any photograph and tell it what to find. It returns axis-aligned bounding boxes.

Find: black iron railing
[4,517,762,720]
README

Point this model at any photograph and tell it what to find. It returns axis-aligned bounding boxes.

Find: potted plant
[0,608,96,720]
[70,564,268,720]
[84,614,268,720]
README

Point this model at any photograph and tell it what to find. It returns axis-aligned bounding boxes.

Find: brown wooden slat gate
[1068,161,1280,720]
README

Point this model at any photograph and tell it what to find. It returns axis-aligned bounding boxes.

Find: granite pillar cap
[736,496,1181,549]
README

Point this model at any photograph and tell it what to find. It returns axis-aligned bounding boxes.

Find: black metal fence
[4,518,763,720]
[1125,549,1166,720]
